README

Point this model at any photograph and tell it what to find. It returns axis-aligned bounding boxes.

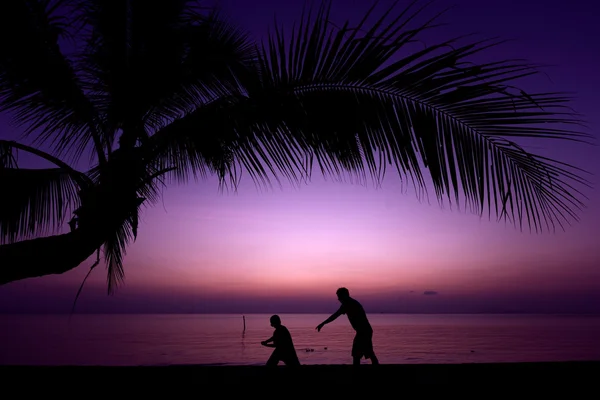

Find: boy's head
[336,287,350,302]
[270,314,281,328]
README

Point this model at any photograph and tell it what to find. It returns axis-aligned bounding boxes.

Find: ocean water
[1,314,599,366]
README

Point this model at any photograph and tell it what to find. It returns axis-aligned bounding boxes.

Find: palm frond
[102,197,145,294]
[103,221,129,294]
[141,6,257,130]
[86,149,164,207]
[1,140,94,189]
[0,140,92,243]
[147,96,246,188]
[0,140,18,168]
[0,167,80,244]
[0,0,106,164]
[76,0,255,149]
[87,156,148,293]
[142,0,592,233]
[146,91,314,194]
[247,0,592,232]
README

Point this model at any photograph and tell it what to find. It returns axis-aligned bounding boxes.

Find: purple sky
[1,0,599,314]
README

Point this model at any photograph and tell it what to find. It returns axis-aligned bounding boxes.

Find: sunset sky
[1,0,599,314]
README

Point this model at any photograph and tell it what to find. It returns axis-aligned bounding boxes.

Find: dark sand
[2,361,599,392]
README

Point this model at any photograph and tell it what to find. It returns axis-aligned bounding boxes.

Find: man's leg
[369,353,379,365]
[366,330,379,365]
[352,334,362,366]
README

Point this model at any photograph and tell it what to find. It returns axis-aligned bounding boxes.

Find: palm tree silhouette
[0,0,592,291]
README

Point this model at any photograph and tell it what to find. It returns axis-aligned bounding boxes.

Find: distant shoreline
[2,312,600,315]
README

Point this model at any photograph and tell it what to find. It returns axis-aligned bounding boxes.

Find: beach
[2,361,598,393]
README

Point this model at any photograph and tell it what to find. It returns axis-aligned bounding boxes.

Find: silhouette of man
[261,315,301,367]
[316,287,379,366]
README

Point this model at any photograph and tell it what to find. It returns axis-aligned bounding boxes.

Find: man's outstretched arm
[261,336,275,347]
[316,309,343,331]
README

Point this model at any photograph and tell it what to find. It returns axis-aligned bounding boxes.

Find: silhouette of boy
[316,287,379,365]
[261,315,301,367]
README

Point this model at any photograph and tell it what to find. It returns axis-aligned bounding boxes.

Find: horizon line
[3,311,600,316]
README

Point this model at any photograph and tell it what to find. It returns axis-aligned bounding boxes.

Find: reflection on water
[1,314,599,366]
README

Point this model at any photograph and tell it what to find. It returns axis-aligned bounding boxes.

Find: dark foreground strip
[1,361,598,394]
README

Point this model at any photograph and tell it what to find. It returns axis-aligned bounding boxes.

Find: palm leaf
[76,0,256,148]
[86,159,148,293]
[0,167,80,244]
[85,150,164,208]
[0,140,18,169]
[146,95,254,190]
[0,0,106,164]
[0,140,92,244]
[102,197,145,294]
[140,6,257,130]
[249,0,592,232]
[145,0,592,233]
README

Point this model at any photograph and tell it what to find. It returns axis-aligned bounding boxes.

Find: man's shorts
[352,329,375,359]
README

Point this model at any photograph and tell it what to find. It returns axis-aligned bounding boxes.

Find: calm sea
[1,314,599,366]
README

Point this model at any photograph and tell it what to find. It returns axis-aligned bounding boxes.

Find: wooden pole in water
[243,315,246,333]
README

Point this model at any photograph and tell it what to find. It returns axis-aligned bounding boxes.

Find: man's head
[336,287,350,302]
[270,314,281,328]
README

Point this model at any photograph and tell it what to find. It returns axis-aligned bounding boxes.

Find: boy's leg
[266,350,280,366]
[282,357,301,367]
[281,349,301,367]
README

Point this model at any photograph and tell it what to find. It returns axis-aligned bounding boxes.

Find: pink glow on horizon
[20,171,597,305]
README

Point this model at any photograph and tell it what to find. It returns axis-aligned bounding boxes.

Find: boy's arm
[261,336,275,347]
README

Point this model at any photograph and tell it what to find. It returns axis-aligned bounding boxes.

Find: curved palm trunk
[0,230,104,285]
